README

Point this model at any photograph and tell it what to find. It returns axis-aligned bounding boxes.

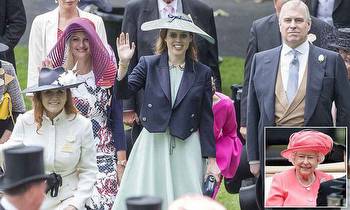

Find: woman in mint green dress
[113,13,220,210]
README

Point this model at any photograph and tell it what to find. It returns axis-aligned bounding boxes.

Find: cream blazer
[27,7,108,88]
[1,110,97,210]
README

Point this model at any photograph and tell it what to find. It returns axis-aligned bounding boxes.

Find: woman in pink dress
[211,83,243,198]
[266,130,334,207]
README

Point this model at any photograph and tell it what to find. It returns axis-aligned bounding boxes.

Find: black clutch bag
[202,175,217,197]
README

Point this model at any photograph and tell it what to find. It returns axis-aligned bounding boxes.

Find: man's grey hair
[279,0,312,22]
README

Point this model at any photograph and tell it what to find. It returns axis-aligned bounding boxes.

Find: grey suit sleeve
[199,70,216,158]
[121,3,139,112]
[241,22,258,127]
[0,0,26,49]
[206,8,221,91]
[334,54,350,138]
[246,54,260,162]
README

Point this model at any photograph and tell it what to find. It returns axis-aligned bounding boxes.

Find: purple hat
[48,18,116,87]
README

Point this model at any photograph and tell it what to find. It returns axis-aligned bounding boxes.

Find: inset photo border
[263,127,347,209]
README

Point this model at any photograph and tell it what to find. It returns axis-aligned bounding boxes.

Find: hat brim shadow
[281,145,331,159]
[328,43,350,52]
[141,18,215,44]
[0,43,9,52]
[22,81,84,94]
[0,174,50,191]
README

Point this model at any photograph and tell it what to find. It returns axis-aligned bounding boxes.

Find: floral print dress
[72,71,119,210]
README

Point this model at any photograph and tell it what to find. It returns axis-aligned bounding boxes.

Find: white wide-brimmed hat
[141,13,215,44]
[0,43,9,52]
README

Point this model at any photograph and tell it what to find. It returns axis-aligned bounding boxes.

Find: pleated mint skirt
[112,128,204,210]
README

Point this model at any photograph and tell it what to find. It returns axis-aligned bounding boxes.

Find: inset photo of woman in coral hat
[264,127,347,209]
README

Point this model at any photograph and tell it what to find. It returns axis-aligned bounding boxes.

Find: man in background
[0,0,26,71]
[0,146,49,210]
[246,1,350,208]
[306,0,350,28]
[240,0,335,139]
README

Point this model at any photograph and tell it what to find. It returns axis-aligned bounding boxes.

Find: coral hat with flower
[22,67,83,93]
[281,130,333,159]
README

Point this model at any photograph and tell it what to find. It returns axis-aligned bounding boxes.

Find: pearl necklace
[296,173,315,191]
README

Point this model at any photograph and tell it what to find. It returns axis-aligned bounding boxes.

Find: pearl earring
[55,0,57,3]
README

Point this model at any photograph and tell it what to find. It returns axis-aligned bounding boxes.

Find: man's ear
[307,20,311,33]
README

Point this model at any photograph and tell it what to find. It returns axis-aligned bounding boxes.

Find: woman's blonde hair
[32,89,78,133]
[63,42,75,70]
[153,29,198,61]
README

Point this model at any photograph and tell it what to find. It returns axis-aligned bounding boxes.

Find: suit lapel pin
[318,54,325,63]
[307,33,317,43]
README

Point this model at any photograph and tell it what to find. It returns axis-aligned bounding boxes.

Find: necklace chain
[169,62,185,71]
[296,173,315,189]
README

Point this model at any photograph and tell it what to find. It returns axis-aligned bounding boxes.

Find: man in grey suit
[306,0,350,28]
[247,0,350,208]
[121,0,220,146]
[240,0,335,138]
[0,0,26,71]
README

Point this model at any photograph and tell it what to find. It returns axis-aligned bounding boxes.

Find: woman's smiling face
[70,31,91,60]
[165,29,192,58]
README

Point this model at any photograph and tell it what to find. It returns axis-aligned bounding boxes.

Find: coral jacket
[266,167,333,207]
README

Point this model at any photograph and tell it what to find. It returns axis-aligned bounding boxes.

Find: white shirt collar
[1,197,19,210]
[158,0,178,13]
[281,40,309,56]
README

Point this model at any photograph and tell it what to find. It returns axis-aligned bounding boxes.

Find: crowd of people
[0,0,349,209]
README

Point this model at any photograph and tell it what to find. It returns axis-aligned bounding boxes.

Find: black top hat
[0,43,9,52]
[126,196,162,210]
[329,28,350,52]
[0,146,50,190]
[22,66,84,94]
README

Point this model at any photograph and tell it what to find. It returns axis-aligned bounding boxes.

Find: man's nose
[290,20,297,28]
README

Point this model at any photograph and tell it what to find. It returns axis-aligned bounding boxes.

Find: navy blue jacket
[115,53,215,158]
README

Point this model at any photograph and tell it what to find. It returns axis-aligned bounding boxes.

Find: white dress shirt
[280,40,310,92]
[1,197,18,210]
[316,0,334,26]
